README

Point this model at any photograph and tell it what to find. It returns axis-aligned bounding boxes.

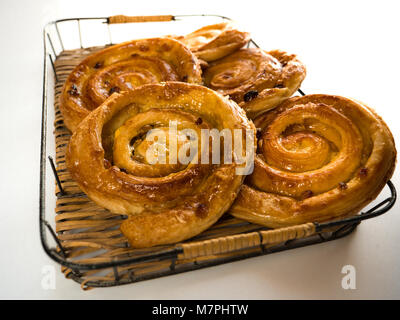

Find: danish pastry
[66,82,255,248]
[230,94,396,227]
[203,48,306,118]
[171,22,250,62]
[60,38,202,132]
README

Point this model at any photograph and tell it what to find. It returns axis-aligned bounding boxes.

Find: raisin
[161,43,171,51]
[243,90,258,102]
[195,203,207,218]
[339,182,348,190]
[103,159,112,169]
[301,190,314,199]
[359,167,368,177]
[67,84,79,96]
[139,44,149,52]
[109,86,120,95]
[256,128,262,139]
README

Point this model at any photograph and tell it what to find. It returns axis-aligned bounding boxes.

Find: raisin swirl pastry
[60,38,202,132]
[171,22,250,62]
[230,94,396,227]
[66,82,255,248]
[203,48,306,118]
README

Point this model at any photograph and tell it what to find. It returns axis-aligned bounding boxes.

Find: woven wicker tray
[40,15,396,290]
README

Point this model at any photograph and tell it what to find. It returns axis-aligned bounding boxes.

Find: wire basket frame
[40,14,397,288]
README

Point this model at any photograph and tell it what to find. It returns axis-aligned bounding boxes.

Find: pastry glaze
[172,22,250,62]
[230,94,396,227]
[60,38,202,132]
[203,48,306,118]
[66,82,255,248]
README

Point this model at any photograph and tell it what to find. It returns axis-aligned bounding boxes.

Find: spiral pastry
[230,94,396,227]
[203,48,306,118]
[66,82,255,248]
[60,38,202,132]
[172,22,250,62]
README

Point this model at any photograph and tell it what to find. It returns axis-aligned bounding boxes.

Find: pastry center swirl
[209,60,257,89]
[251,103,364,198]
[203,49,283,100]
[112,109,210,178]
[87,57,179,108]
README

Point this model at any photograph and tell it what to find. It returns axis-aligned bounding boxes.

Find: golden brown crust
[66,82,255,248]
[171,22,250,62]
[203,48,306,118]
[60,38,202,132]
[230,94,396,227]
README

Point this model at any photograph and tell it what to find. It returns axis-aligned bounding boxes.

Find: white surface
[0,0,399,299]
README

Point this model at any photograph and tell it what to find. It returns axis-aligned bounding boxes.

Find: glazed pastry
[203,48,306,118]
[171,22,250,62]
[60,38,202,132]
[230,94,396,227]
[66,82,255,248]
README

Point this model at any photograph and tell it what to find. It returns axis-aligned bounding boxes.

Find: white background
[0,0,399,299]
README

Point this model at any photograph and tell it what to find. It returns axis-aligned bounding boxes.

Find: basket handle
[178,223,316,260]
[107,15,174,24]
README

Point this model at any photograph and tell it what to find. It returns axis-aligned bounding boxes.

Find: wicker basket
[39,15,396,290]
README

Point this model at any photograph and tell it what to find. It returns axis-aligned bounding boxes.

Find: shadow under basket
[40,15,397,290]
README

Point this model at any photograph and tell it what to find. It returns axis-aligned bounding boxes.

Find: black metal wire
[77,19,83,49]
[42,220,67,258]
[55,22,64,51]
[69,222,359,289]
[46,33,57,58]
[40,15,397,287]
[315,180,397,232]
[48,156,64,195]
[48,54,58,84]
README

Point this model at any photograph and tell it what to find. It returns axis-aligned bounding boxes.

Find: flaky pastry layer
[60,38,202,132]
[66,82,255,248]
[203,48,306,118]
[230,94,396,227]
[171,22,250,62]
